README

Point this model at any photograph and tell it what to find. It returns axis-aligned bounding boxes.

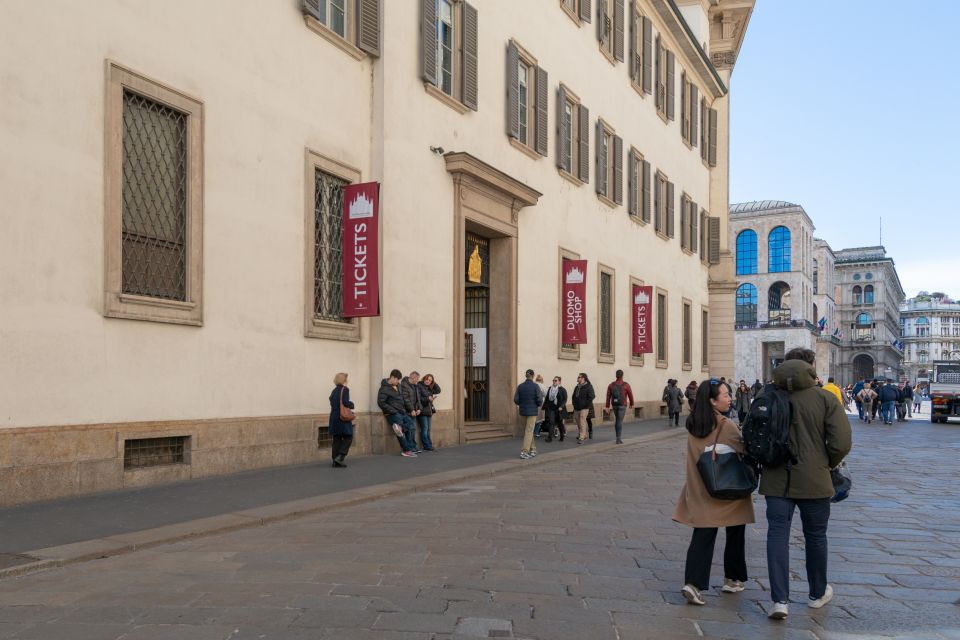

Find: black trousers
[684,525,747,591]
[332,435,352,461]
[544,407,565,440]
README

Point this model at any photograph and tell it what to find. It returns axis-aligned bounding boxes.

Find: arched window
[853,285,862,306]
[864,284,874,305]
[736,283,758,326]
[856,313,872,325]
[736,230,758,275]
[768,226,791,273]
[768,281,791,322]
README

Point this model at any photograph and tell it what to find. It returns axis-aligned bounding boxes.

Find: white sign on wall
[464,328,487,367]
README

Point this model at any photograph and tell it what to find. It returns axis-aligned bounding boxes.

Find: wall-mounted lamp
[429,146,445,155]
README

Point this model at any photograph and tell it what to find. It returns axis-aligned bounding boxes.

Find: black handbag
[696,422,757,500]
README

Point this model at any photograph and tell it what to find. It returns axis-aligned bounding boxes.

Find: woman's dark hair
[685,379,722,438]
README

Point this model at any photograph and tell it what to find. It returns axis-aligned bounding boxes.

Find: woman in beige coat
[673,379,755,605]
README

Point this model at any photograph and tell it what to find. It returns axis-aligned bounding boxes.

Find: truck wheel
[932,415,940,423]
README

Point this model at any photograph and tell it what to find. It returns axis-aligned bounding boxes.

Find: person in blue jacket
[329,372,355,468]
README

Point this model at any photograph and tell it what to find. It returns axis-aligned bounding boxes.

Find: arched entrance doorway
[853,353,875,381]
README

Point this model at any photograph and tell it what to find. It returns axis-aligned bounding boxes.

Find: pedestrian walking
[902,382,914,418]
[895,382,908,422]
[734,381,752,424]
[822,377,844,408]
[870,381,882,422]
[913,383,923,413]
[851,378,865,420]
[514,369,544,459]
[542,375,568,442]
[572,373,595,444]
[857,383,876,423]
[416,374,441,451]
[685,380,699,412]
[377,369,419,457]
[762,348,852,621]
[605,370,635,444]
[328,372,355,468]
[663,379,684,426]
[673,379,754,606]
[534,374,547,438]
[751,379,763,399]
[877,380,898,425]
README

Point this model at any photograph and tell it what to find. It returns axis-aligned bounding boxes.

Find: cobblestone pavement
[1,411,958,639]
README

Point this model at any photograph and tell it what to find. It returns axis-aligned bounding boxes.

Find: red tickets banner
[632,284,653,354]
[341,182,380,317]
[561,259,588,344]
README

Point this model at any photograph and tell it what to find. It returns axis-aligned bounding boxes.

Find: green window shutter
[535,66,548,156]
[690,85,698,147]
[708,107,718,166]
[596,120,606,197]
[421,0,437,85]
[614,0,625,62]
[506,42,519,139]
[641,159,651,222]
[613,135,623,205]
[580,0,592,23]
[642,16,652,94]
[666,51,675,121]
[666,181,675,238]
[356,0,381,57]
[690,202,698,253]
[708,216,720,264]
[557,85,569,171]
[578,104,590,183]
[462,2,478,110]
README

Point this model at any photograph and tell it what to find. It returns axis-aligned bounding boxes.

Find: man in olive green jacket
[762,349,852,621]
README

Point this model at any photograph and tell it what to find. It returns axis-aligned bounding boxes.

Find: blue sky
[729,1,960,299]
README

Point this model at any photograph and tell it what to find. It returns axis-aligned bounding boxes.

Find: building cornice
[653,0,728,98]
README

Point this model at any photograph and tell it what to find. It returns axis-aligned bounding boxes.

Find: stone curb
[1,427,684,581]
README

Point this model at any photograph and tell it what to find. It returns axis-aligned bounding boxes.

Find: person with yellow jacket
[822,376,844,407]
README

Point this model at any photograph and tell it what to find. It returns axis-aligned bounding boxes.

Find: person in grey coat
[734,380,752,424]
[663,379,684,426]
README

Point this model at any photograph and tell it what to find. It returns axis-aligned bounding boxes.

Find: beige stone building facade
[900,294,960,385]
[0,0,753,505]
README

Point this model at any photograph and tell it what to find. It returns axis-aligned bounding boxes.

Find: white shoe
[520,452,530,459]
[391,423,403,437]
[721,579,745,593]
[681,584,705,605]
[808,584,834,609]
[768,602,788,620]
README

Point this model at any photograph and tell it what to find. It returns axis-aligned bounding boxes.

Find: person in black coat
[329,372,355,468]
[542,375,568,443]
[416,374,441,451]
[572,373,596,444]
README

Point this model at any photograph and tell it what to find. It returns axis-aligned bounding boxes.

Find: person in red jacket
[605,370,635,444]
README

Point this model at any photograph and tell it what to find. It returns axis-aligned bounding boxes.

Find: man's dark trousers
[766,496,831,603]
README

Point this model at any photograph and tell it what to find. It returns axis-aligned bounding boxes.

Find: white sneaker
[768,602,788,620]
[681,584,705,606]
[520,452,530,459]
[721,579,745,593]
[808,584,834,609]
[391,423,403,437]
[529,450,537,457]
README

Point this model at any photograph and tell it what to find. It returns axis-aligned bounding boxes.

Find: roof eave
[657,0,728,98]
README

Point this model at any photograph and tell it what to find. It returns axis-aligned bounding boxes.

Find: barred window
[600,270,613,357]
[314,169,348,323]
[121,91,188,301]
[657,291,667,365]
[682,301,692,367]
[702,308,709,367]
[104,63,203,326]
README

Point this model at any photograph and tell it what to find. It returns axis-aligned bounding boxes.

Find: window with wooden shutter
[642,15,652,95]
[580,0,592,22]
[629,2,640,87]
[689,84,698,148]
[578,104,590,183]
[708,215,720,264]
[557,84,582,182]
[641,159,651,223]
[596,119,607,197]
[701,308,709,367]
[509,40,547,158]
[655,36,664,115]
[666,51,675,121]
[680,72,688,143]
[304,0,378,59]
[680,194,690,250]
[666,181,675,238]
[599,267,615,360]
[628,149,641,216]
[690,202,699,253]
[506,42,520,139]
[654,171,666,234]
[682,300,692,368]
[356,0,381,57]
[699,210,707,262]
[656,289,668,367]
[613,0,625,62]
[700,98,708,162]
[535,66,548,156]
[708,107,718,166]
[613,135,623,205]
[422,0,477,113]
[598,0,613,60]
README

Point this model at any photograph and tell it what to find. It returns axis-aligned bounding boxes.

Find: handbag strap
[710,417,723,461]
[339,385,346,409]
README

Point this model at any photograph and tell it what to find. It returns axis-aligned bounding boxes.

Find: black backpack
[610,383,624,406]
[742,384,796,470]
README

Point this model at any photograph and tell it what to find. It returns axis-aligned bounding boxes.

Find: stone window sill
[631,354,645,367]
[599,353,615,364]
[656,360,668,369]
[597,193,617,209]
[304,15,365,61]
[559,347,580,361]
[558,169,583,187]
[306,317,361,342]
[424,83,470,114]
[510,137,541,160]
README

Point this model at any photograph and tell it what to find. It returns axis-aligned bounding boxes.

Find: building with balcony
[0,0,755,504]
[900,293,960,384]
[834,246,905,382]
[729,201,839,383]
